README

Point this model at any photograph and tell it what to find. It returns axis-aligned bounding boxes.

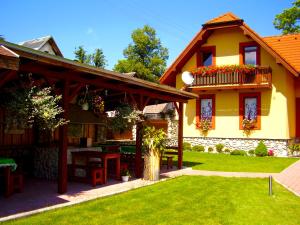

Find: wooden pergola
[0,40,197,193]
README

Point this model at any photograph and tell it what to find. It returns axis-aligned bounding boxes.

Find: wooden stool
[6,172,23,197]
[166,156,173,169]
[91,168,104,187]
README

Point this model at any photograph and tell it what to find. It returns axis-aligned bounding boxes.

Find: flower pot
[82,102,89,111]
[122,176,129,182]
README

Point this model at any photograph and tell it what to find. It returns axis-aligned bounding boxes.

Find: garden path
[274,159,300,197]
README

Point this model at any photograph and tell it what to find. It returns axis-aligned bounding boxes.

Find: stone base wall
[166,137,289,157]
[33,146,58,180]
[167,119,178,139]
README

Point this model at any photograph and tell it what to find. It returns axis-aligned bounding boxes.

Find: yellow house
[160,13,300,156]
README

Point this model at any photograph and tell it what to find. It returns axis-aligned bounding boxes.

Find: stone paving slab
[274,159,300,197]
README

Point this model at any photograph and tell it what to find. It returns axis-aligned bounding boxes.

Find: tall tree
[74,46,89,63]
[274,0,300,34]
[74,46,106,68]
[92,48,106,68]
[114,25,169,82]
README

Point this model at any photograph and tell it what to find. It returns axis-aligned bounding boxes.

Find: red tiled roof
[263,34,300,72]
[204,12,241,24]
[160,13,300,86]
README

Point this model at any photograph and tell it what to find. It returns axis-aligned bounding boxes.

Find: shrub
[224,148,231,154]
[248,149,255,156]
[288,144,300,156]
[268,149,274,156]
[255,141,268,157]
[192,145,205,152]
[208,147,214,153]
[183,142,192,151]
[215,143,224,153]
[230,150,247,156]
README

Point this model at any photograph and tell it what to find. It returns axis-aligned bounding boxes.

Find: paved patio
[275,159,300,197]
[0,167,179,222]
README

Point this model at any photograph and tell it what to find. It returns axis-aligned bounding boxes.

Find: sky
[0,0,294,70]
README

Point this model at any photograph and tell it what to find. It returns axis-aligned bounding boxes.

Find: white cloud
[86,28,94,35]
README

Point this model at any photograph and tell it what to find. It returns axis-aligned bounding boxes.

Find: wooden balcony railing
[190,66,272,90]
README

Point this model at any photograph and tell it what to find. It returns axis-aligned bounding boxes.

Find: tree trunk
[143,149,160,181]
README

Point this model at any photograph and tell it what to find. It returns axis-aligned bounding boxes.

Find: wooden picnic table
[71,151,121,184]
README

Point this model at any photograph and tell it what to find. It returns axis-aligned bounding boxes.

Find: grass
[2,176,300,225]
[180,152,298,173]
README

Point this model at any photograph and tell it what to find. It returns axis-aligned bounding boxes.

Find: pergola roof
[0,40,197,106]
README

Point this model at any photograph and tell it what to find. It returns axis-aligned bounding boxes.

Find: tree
[92,48,106,68]
[114,25,169,82]
[0,35,4,41]
[74,46,106,68]
[74,46,89,63]
[274,0,300,34]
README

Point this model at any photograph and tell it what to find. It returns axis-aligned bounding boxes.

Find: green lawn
[2,176,300,225]
[180,152,298,173]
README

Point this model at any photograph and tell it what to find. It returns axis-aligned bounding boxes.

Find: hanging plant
[123,108,144,124]
[109,103,133,133]
[3,86,68,131]
[77,85,92,111]
[191,65,256,76]
[196,118,212,132]
[92,94,105,115]
[242,118,256,130]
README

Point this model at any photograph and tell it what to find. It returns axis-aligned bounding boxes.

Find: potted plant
[121,169,131,182]
[142,126,166,181]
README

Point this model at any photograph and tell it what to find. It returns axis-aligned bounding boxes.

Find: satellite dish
[181,71,194,85]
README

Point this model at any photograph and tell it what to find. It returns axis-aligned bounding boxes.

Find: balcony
[189,66,272,91]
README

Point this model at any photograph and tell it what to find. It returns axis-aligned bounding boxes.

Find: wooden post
[177,102,183,169]
[58,79,69,194]
[135,121,143,178]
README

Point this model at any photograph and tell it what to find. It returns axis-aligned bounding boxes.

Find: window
[203,52,213,66]
[197,46,216,67]
[244,46,257,65]
[196,95,215,129]
[239,42,260,66]
[239,92,261,130]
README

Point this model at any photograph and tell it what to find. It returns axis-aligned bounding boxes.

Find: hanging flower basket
[92,95,105,115]
[242,118,257,130]
[191,65,256,76]
[196,118,212,132]
[81,102,89,111]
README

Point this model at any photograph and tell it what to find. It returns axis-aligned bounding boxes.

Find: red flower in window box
[191,65,256,77]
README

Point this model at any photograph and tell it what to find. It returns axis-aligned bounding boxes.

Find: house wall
[39,42,56,55]
[174,27,296,155]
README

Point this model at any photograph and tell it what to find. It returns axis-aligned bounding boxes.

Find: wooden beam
[58,79,70,194]
[19,64,190,103]
[0,71,17,88]
[69,83,84,102]
[135,122,143,178]
[177,102,183,169]
[174,102,179,114]
[142,96,151,109]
